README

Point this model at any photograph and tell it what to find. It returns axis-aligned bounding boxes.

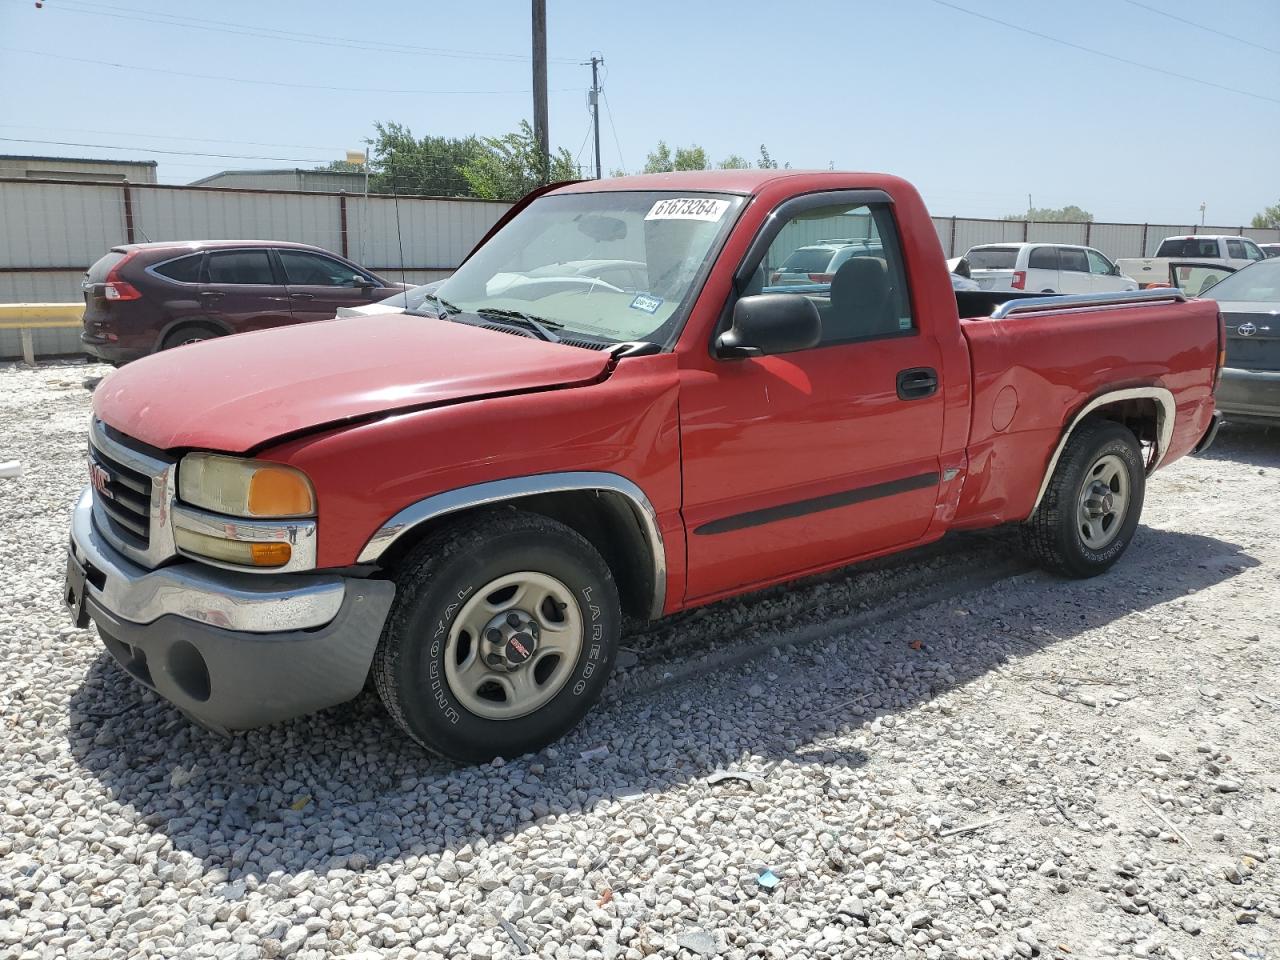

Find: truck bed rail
[990,288,1187,320]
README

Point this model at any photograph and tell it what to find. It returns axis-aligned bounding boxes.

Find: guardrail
[0,304,83,364]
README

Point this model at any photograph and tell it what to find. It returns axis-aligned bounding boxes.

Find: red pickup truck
[66,171,1223,762]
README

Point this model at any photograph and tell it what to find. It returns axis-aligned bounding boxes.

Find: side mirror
[715,294,822,359]
[353,275,376,288]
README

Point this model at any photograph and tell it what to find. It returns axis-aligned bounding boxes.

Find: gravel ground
[1,359,1277,960]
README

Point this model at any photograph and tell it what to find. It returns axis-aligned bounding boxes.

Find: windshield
[1201,259,1280,303]
[966,247,1018,270]
[432,191,744,345]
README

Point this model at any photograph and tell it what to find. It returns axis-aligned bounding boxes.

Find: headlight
[178,453,315,518]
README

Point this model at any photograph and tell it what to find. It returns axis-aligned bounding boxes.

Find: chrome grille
[88,418,178,568]
[90,444,153,545]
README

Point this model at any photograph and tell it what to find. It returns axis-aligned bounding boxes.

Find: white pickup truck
[1117,235,1268,292]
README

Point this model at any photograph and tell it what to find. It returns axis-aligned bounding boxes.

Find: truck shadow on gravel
[65,525,1256,883]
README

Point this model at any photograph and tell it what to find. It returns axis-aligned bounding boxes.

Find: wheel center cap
[505,632,535,665]
[482,609,540,671]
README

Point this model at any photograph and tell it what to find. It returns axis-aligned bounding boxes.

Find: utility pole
[1199,201,1206,227]
[532,0,549,183]
[588,55,603,179]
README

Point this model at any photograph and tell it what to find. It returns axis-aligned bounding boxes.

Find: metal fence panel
[346,195,508,274]
[1026,222,1089,245]
[0,180,125,268]
[133,186,343,251]
[1086,223,1145,261]
[953,219,1025,254]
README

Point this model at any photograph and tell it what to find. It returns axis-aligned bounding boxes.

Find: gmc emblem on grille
[89,462,114,500]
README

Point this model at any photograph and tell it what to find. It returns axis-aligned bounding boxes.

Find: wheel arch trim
[1027,386,1175,518]
[355,472,667,619]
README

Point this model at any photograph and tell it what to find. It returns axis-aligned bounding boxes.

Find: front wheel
[1021,420,1146,577]
[373,510,620,763]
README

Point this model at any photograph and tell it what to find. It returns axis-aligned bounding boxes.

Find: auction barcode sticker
[645,197,730,222]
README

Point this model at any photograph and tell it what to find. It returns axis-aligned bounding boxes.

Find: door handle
[896,367,938,400]
[290,293,315,301]
[198,291,223,300]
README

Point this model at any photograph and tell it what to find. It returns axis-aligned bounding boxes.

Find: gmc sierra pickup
[66,171,1224,762]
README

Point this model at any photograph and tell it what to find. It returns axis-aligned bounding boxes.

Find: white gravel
[1,359,1277,960]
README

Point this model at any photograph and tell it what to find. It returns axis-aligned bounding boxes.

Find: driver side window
[279,250,366,286]
[1087,249,1114,275]
[752,201,914,347]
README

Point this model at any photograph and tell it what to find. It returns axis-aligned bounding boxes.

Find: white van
[963,243,1138,294]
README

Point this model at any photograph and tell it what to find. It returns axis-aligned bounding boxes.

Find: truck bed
[952,290,1220,528]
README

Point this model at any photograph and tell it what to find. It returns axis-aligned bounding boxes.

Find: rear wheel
[373,510,620,763]
[1022,420,1145,577]
[160,322,222,351]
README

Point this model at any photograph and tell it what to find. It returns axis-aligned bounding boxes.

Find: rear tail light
[102,281,142,301]
[1011,270,1026,290]
[807,273,834,283]
[102,251,142,301]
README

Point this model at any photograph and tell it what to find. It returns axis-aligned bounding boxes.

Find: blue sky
[1,0,1277,223]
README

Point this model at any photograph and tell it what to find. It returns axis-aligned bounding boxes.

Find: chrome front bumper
[67,488,395,731]
[70,488,340,631]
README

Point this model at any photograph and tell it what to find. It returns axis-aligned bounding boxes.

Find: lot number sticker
[645,198,730,222]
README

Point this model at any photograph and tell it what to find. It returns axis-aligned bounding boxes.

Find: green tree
[367,122,483,196]
[642,141,711,173]
[757,144,778,169]
[1003,204,1094,223]
[1251,200,1280,229]
[718,154,751,170]
[461,120,576,200]
[314,159,365,174]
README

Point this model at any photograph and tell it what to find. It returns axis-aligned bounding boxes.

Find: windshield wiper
[474,308,563,343]
[404,293,462,319]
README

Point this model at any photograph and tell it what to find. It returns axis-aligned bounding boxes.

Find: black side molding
[694,471,939,536]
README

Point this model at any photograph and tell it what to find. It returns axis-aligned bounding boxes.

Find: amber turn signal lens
[249,542,292,567]
[247,467,315,517]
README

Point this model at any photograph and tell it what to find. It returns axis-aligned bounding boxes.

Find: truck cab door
[677,194,946,603]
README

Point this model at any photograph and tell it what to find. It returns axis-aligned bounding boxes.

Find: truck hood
[93,314,612,453]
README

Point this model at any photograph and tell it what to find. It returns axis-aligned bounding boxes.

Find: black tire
[1021,420,1145,578]
[160,322,223,351]
[373,510,620,763]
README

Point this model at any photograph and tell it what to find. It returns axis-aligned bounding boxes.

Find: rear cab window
[966,247,1018,270]
[1157,238,1221,258]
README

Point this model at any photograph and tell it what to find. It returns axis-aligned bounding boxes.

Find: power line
[17,0,581,65]
[1120,0,1280,57]
[601,89,627,176]
[1,48,580,96]
[0,136,331,164]
[0,122,350,153]
[925,0,1280,106]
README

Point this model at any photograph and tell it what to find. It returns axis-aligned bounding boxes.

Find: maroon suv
[80,240,405,364]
